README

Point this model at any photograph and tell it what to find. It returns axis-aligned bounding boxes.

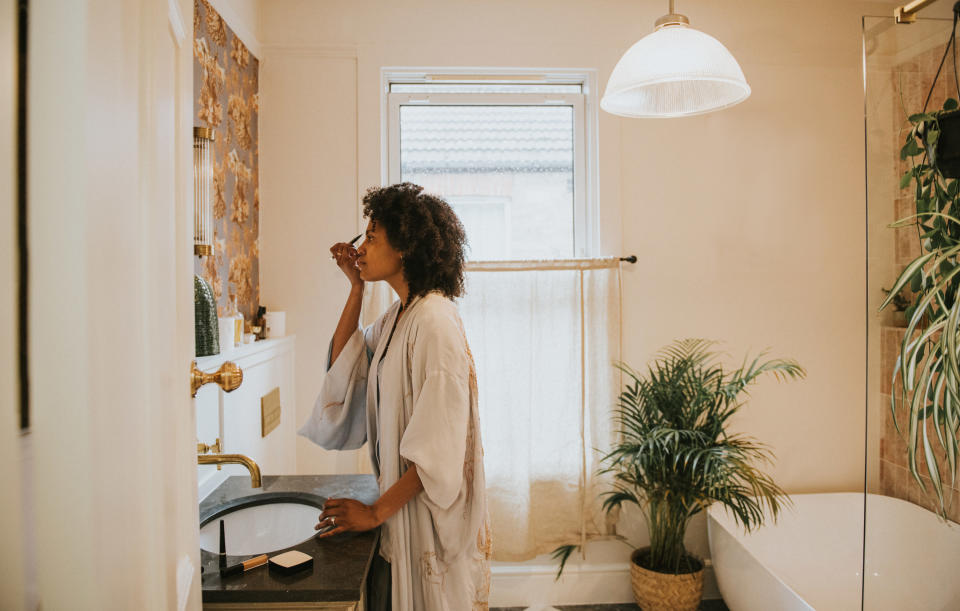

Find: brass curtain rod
[895,0,942,23]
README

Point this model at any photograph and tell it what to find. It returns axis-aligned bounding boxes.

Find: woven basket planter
[629,548,704,611]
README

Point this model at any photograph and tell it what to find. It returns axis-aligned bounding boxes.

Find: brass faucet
[198,453,262,488]
[197,438,222,455]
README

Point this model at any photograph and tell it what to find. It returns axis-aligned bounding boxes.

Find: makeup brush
[330,233,363,260]
[220,554,269,578]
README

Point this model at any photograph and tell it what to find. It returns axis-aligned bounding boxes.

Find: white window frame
[380,68,599,258]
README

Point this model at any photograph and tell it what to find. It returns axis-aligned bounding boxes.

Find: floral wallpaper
[193,0,260,320]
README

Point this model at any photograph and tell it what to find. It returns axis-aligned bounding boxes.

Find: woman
[298,183,491,610]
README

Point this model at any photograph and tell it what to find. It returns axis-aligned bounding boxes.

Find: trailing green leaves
[881,97,960,520]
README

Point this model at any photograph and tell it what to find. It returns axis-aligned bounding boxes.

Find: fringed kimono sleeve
[399,308,470,510]
[298,318,384,450]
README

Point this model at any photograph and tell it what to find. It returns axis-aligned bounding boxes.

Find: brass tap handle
[197,437,222,455]
[191,360,243,398]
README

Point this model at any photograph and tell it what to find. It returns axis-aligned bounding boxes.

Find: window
[386,74,593,259]
[380,71,617,561]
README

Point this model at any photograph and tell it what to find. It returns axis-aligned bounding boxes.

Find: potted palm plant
[554,339,805,611]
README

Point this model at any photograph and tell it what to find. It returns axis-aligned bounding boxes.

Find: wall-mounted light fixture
[600,0,750,118]
[193,127,215,256]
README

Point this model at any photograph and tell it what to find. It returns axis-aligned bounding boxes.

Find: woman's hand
[315,498,381,538]
[330,242,362,287]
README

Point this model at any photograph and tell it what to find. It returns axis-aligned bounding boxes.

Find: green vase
[194,275,220,357]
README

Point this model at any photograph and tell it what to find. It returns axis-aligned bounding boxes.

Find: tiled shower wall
[880,38,960,522]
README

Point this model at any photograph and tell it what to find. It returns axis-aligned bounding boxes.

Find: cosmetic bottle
[231,295,244,348]
[253,306,267,340]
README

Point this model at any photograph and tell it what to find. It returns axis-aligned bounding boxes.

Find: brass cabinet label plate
[261,387,281,437]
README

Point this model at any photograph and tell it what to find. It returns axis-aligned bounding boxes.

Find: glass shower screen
[864,14,960,611]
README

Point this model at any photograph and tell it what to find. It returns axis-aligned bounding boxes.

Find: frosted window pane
[399,105,575,261]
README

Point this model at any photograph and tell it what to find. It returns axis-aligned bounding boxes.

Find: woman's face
[357,219,403,283]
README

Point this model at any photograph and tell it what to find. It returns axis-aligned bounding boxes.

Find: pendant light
[601,0,750,118]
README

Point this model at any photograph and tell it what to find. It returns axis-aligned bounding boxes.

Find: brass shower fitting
[895,0,944,24]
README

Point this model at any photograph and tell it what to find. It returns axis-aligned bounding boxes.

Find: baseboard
[490,558,718,607]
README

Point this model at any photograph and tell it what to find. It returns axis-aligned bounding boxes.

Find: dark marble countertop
[199,474,379,604]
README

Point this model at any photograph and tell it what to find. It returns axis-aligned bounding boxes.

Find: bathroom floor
[492,601,729,611]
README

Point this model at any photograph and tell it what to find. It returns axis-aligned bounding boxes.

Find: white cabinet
[195,336,296,500]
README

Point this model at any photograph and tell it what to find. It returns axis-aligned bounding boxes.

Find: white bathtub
[707,492,960,611]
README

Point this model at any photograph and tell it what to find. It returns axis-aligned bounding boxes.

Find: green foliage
[881,98,960,518]
[554,339,805,578]
[881,286,911,313]
[551,545,578,580]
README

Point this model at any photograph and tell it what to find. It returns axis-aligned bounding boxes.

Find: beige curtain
[461,258,622,561]
[356,260,623,560]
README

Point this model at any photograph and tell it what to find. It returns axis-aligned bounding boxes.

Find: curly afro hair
[362,182,468,305]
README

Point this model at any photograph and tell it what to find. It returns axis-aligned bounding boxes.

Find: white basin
[199,502,321,556]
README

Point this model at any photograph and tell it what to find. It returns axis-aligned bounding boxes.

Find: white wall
[0,0,25,607]
[26,1,201,609]
[261,0,888,488]
[617,1,869,494]
[259,47,362,474]
[195,337,298,500]
[208,0,262,57]
[258,0,894,603]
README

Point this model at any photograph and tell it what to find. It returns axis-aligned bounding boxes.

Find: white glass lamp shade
[601,23,750,118]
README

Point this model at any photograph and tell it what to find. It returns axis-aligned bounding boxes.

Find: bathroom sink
[199,500,322,556]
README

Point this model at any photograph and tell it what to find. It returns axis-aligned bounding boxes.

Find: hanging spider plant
[552,339,805,579]
[881,96,960,520]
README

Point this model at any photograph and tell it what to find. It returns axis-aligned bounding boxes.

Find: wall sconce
[193,127,215,256]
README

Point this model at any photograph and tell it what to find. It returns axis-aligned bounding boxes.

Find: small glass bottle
[232,295,244,348]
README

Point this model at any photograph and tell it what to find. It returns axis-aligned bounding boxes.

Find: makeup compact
[269,550,314,575]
